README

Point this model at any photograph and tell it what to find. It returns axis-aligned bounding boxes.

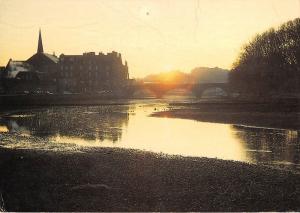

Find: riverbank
[152,102,300,129]
[0,147,299,212]
[0,94,134,107]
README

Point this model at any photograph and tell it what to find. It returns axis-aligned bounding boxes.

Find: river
[0,99,299,172]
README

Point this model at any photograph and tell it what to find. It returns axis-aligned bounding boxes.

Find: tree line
[229,18,300,97]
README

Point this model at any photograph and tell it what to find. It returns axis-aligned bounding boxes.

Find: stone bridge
[128,82,229,98]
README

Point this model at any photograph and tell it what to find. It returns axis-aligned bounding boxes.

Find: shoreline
[0,147,299,211]
[152,102,300,130]
[0,100,299,211]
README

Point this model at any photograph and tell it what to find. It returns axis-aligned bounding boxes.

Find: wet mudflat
[0,147,299,212]
[0,101,299,171]
[0,99,299,211]
[152,101,300,129]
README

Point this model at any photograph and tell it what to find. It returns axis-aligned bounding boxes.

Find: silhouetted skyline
[0,0,299,77]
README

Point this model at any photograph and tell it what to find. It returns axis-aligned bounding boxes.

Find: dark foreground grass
[0,147,299,211]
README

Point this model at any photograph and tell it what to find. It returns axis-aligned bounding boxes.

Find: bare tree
[229,18,300,97]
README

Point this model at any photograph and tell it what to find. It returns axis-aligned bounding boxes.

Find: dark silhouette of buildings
[2,29,58,93]
[0,66,5,93]
[1,29,129,94]
[26,29,58,82]
[57,51,129,93]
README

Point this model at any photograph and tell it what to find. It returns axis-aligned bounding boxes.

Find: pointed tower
[37,29,44,54]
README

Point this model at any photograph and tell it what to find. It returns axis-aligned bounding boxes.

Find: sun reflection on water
[0,103,299,171]
[48,106,250,162]
[0,125,9,133]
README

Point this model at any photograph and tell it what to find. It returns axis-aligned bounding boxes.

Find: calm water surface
[0,101,299,171]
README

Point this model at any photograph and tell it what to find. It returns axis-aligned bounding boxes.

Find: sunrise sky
[0,0,299,77]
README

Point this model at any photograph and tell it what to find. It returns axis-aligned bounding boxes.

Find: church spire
[37,28,44,54]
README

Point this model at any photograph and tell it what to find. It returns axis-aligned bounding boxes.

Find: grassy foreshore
[153,101,300,129]
[0,147,299,212]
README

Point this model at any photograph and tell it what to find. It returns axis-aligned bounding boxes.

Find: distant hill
[143,70,189,83]
[190,67,229,83]
[143,67,229,84]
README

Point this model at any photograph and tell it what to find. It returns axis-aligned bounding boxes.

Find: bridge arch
[142,83,195,98]
[128,82,229,98]
[140,83,229,98]
[163,88,194,98]
[192,83,229,98]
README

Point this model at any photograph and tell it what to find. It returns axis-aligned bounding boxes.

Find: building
[2,29,58,93]
[0,66,5,93]
[57,51,129,93]
[1,60,38,92]
[26,29,58,81]
[2,29,130,95]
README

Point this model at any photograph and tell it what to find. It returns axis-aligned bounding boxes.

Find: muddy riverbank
[0,147,299,212]
[0,101,299,211]
[152,102,300,129]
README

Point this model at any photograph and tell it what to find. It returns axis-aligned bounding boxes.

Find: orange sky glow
[0,0,299,77]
